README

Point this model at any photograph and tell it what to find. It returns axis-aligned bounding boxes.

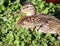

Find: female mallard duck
[17,3,60,37]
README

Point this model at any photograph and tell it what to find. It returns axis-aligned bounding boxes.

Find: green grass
[0,0,60,46]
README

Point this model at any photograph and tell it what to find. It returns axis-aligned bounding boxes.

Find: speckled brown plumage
[17,14,60,35]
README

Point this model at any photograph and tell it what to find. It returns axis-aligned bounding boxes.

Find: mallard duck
[16,3,60,37]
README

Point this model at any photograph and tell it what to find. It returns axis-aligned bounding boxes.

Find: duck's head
[21,3,36,16]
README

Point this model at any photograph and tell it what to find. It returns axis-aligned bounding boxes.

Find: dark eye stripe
[23,5,33,9]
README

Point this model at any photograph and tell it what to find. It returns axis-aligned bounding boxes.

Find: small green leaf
[0,0,4,5]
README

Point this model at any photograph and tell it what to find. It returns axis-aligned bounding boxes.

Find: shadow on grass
[54,8,60,20]
[20,0,32,5]
[20,0,27,5]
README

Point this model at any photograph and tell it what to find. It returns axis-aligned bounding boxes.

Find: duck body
[17,14,60,35]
